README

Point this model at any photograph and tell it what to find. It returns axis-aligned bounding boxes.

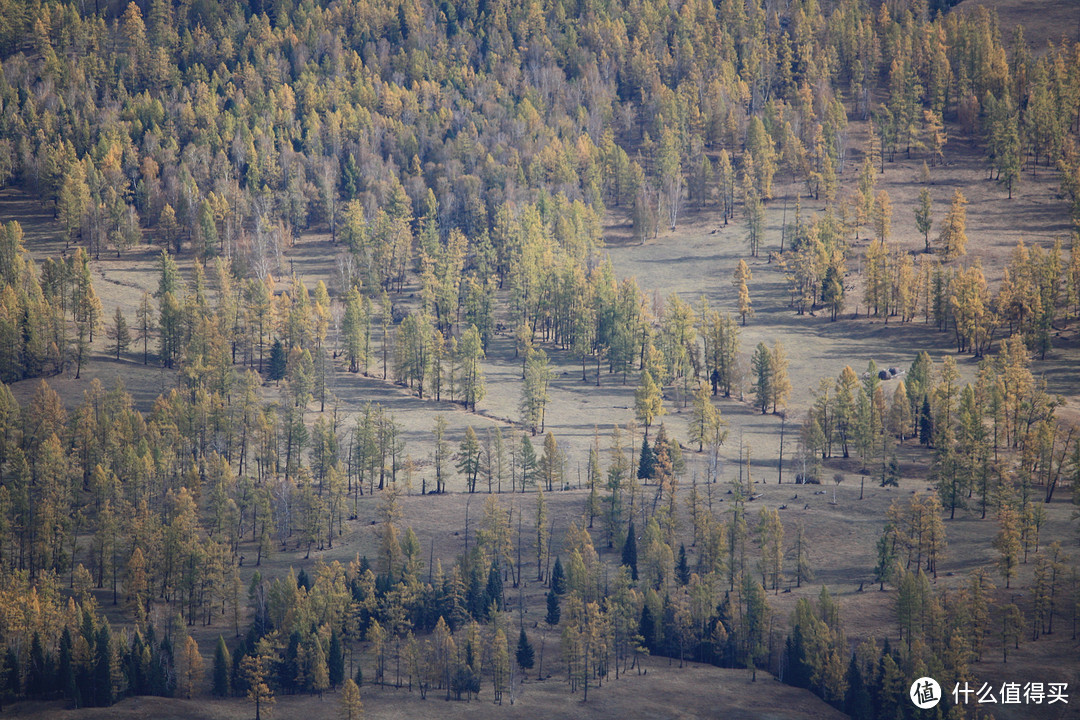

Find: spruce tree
[516,629,535,671]
[622,521,639,580]
[328,631,345,688]
[844,654,872,720]
[550,556,566,594]
[918,396,934,446]
[267,339,287,381]
[485,563,503,612]
[639,604,656,651]
[213,635,231,697]
[545,588,561,626]
[676,543,690,585]
[638,438,655,481]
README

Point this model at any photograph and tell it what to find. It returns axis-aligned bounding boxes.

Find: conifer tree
[521,349,552,435]
[340,677,363,720]
[457,324,486,411]
[752,343,773,414]
[937,190,968,260]
[994,504,1022,589]
[733,260,753,324]
[267,340,287,381]
[634,370,664,440]
[622,520,639,580]
[457,426,482,493]
[545,588,561,626]
[770,341,791,414]
[915,187,933,253]
[213,636,231,697]
[328,631,345,688]
[107,306,130,360]
[516,629,535,671]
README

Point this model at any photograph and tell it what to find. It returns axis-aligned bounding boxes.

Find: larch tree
[340,677,363,720]
[769,341,791,414]
[341,289,368,373]
[743,182,765,257]
[539,432,562,492]
[634,370,664,440]
[457,324,486,411]
[937,190,968,260]
[106,306,130,360]
[536,487,549,581]
[521,349,553,435]
[733,260,753,325]
[716,149,735,224]
[994,504,1021,588]
[180,635,204,699]
[756,507,784,593]
[433,415,449,494]
[458,426,482,493]
[657,127,684,230]
[793,521,813,588]
[915,187,933,253]
[688,380,720,452]
[242,652,274,720]
[491,628,510,704]
[873,189,892,245]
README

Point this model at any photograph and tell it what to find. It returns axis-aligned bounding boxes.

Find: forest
[0,0,1078,718]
